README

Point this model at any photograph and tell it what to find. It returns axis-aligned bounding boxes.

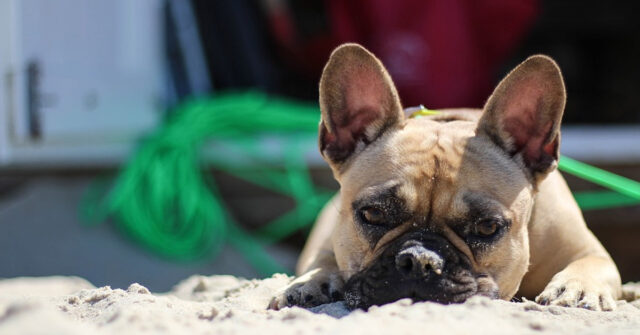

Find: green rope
[559,156,640,204]
[572,191,639,211]
[82,91,330,275]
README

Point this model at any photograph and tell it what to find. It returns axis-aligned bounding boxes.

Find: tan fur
[270,44,621,311]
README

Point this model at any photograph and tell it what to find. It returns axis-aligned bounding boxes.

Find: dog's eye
[474,219,499,237]
[360,206,385,225]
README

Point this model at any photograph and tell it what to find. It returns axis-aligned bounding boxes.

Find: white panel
[0,0,165,167]
[16,0,164,142]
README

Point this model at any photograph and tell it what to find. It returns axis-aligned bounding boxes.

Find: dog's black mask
[343,231,498,310]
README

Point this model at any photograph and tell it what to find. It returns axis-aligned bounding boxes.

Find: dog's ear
[318,43,403,169]
[478,55,566,179]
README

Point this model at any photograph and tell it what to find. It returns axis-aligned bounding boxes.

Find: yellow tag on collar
[406,105,440,118]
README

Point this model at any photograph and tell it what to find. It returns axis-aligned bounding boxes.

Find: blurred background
[0,0,639,292]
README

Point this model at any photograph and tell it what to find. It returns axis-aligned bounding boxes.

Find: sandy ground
[0,275,639,335]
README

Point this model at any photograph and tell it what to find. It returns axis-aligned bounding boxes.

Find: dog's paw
[535,276,616,311]
[268,268,344,310]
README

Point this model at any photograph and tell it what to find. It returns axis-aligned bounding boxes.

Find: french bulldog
[269,43,621,311]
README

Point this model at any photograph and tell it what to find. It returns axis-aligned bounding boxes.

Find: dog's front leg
[535,254,621,311]
[268,249,344,310]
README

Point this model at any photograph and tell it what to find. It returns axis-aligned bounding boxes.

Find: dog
[269,43,621,311]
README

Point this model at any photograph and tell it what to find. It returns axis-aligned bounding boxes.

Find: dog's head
[318,44,566,309]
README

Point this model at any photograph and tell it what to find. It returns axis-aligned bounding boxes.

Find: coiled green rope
[82,92,332,275]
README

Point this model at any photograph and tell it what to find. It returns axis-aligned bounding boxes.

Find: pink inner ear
[343,65,389,119]
[330,107,381,153]
[329,64,392,150]
[320,107,383,162]
[501,79,555,163]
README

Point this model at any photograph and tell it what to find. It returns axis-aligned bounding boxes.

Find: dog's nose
[395,244,444,277]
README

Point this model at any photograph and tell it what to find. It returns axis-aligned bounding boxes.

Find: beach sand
[1,275,639,334]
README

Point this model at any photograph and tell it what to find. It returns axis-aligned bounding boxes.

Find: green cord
[82,91,330,275]
[572,191,639,211]
[559,156,640,201]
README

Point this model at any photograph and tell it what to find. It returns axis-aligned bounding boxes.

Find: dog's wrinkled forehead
[341,116,530,218]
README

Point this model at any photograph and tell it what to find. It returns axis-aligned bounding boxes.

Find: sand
[0,274,639,335]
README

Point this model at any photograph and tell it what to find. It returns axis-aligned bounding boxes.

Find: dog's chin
[343,270,498,310]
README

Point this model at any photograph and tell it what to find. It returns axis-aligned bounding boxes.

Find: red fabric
[325,0,539,108]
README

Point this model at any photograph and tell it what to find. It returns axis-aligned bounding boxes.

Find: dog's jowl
[269,44,621,311]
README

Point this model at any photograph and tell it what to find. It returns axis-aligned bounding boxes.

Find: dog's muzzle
[343,232,498,310]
